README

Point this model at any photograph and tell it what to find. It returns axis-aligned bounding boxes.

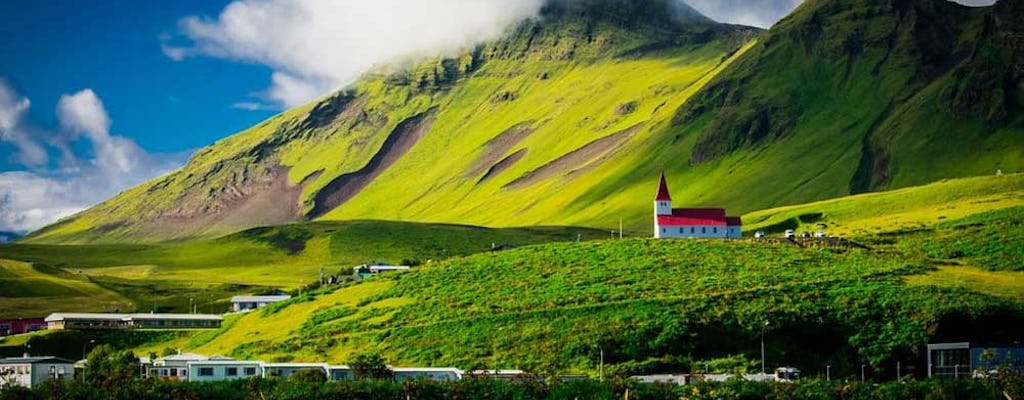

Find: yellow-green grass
[906,266,1024,301]
[742,173,1024,237]
[0,221,607,318]
[134,280,400,362]
[0,259,131,318]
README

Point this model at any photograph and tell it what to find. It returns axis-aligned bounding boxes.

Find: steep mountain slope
[28,0,1023,244]
[667,0,1023,201]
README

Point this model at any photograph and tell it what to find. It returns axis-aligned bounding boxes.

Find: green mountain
[26,0,1023,244]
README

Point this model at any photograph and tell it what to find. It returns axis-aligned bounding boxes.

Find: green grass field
[3,179,1021,377]
[0,260,131,318]
[0,222,607,318]
[129,232,1022,377]
[743,173,1024,237]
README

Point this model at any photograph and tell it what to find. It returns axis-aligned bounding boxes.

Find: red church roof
[655,173,672,201]
[659,208,728,226]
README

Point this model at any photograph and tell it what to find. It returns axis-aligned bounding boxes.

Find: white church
[653,173,742,239]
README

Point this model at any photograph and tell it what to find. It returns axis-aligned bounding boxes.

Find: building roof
[0,356,75,365]
[658,208,728,226]
[726,216,742,226]
[45,313,127,322]
[262,363,329,368]
[45,313,222,322]
[655,173,672,201]
[392,367,463,373]
[158,353,220,362]
[230,295,291,303]
[466,369,524,375]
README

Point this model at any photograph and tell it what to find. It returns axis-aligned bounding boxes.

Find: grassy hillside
[0,259,131,318]
[129,226,1022,377]
[0,221,607,318]
[743,173,1024,236]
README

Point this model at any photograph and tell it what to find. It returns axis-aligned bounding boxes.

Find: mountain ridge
[26,0,1023,244]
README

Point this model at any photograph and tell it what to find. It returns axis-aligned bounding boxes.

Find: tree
[85,345,139,389]
[348,353,393,381]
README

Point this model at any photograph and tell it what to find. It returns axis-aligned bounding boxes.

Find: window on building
[199,368,214,377]
[244,367,257,376]
[226,367,238,376]
[690,227,695,234]
[661,228,666,233]
[169,369,177,377]
[713,227,718,233]
[702,227,706,234]
[679,228,684,234]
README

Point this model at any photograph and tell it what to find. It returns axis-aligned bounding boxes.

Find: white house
[230,295,292,312]
[187,360,263,382]
[148,353,233,380]
[653,174,742,239]
[353,264,411,279]
[464,369,525,381]
[328,365,353,381]
[0,357,75,388]
[392,367,463,381]
[262,363,330,379]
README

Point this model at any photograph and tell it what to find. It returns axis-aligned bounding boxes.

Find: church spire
[655,172,672,201]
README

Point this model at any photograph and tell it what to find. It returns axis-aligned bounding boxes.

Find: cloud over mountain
[163,0,547,108]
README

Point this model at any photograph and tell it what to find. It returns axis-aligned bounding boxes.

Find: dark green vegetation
[677,0,1023,196]
[1,374,1021,400]
[27,0,1023,244]
[0,221,608,318]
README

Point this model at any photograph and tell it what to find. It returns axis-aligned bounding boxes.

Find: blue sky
[0,0,997,233]
[0,0,277,162]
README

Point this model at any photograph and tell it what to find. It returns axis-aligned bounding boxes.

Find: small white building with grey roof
[0,356,75,388]
[230,295,291,312]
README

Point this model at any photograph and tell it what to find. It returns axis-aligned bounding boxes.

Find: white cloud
[0,81,187,233]
[687,0,997,28]
[165,0,546,108]
[0,79,49,167]
[231,101,278,111]
[56,89,150,175]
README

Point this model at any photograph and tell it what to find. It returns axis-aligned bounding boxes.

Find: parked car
[784,230,795,239]
[800,231,812,238]
[815,231,828,238]
[754,231,766,238]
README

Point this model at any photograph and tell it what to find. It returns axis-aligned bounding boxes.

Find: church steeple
[655,173,672,201]
[654,173,672,217]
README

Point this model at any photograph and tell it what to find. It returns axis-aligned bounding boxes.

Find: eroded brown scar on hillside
[307,107,439,218]
[467,121,536,184]
[504,122,645,190]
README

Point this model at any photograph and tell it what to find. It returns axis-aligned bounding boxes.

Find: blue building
[927,342,1024,378]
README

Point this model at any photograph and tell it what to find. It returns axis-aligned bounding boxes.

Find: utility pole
[897,361,901,380]
[761,321,769,376]
[861,364,866,382]
[600,348,604,382]
[826,365,831,381]
[619,219,623,239]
